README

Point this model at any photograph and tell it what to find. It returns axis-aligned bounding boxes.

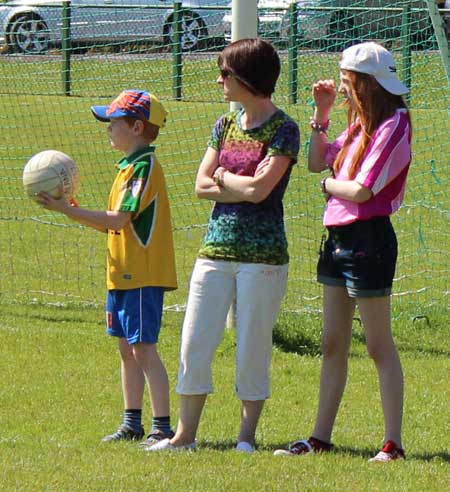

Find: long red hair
[333,70,411,179]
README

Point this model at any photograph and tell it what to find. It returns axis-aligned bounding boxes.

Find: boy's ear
[133,119,145,136]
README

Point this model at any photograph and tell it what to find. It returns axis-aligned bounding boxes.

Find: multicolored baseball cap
[91,89,168,127]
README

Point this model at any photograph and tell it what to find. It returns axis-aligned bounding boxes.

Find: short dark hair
[218,38,280,97]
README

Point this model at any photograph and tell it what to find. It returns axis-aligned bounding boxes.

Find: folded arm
[195,147,253,203]
[214,155,291,203]
[323,177,373,203]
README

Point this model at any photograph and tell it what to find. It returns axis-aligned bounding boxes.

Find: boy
[38,89,177,447]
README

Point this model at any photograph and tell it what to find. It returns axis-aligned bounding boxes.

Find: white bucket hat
[340,42,409,96]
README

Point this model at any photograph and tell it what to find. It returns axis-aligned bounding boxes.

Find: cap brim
[91,105,111,122]
[375,77,409,96]
[91,105,130,122]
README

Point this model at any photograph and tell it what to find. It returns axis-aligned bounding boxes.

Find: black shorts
[317,216,398,298]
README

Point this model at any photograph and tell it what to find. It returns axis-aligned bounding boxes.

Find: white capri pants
[176,258,288,401]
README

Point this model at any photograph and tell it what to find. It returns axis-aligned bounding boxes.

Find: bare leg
[238,400,265,445]
[171,394,207,446]
[357,296,403,447]
[132,342,170,417]
[119,338,145,409]
[311,285,355,443]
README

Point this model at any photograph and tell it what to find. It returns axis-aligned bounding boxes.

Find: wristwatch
[320,177,329,194]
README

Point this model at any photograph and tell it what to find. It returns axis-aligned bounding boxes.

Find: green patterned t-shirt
[198,109,300,265]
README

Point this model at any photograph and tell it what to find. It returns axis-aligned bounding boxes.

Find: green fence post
[173,1,182,101]
[288,2,298,105]
[401,2,412,101]
[61,0,71,96]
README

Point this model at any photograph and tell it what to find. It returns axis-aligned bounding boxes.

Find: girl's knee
[366,340,397,363]
[321,335,349,358]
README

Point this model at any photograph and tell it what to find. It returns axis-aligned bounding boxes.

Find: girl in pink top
[275,42,412,462]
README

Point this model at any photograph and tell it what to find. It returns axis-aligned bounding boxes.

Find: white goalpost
[226,0,258,329]
[426,0,450,84]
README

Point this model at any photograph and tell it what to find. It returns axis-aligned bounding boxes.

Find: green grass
[0,302,449,491]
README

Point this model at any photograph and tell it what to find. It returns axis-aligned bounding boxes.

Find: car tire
[164,10,208,51]
[8,14,50,54]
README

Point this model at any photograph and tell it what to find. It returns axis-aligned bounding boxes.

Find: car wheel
[164,10,208,51]
[8,14,50,54]
[328,11,358,51]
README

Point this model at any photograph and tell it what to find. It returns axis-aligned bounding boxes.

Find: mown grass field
[0,49,449,491]
[0,301,449,492]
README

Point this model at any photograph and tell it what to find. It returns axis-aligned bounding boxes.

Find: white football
[23,150,80,202]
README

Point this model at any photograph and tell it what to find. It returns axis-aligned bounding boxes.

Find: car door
[69,0,118,42]
[331,0,399,41]
[112,0,171,41]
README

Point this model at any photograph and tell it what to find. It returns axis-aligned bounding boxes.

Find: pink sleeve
[355,111,411,195]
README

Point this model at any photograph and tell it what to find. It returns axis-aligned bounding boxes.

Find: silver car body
[0,0,228,53]
[224,0,450,45]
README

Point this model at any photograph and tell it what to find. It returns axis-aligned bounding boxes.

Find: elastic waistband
[327,216,391,233]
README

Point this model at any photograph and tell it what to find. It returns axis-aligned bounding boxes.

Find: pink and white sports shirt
[323,108,412,226]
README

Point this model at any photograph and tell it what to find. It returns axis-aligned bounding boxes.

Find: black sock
[151,416,171,434]
[123,409,142,432]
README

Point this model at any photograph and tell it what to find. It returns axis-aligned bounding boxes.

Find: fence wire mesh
[0,1,449,318]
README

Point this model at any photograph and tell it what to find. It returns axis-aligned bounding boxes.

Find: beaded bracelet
[310,118,330,134]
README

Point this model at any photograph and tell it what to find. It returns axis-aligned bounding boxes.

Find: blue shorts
[317,216,397,298]
[106,287,164,344]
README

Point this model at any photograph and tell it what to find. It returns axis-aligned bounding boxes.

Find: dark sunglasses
[219,68,257,94]
[219,68,233,79]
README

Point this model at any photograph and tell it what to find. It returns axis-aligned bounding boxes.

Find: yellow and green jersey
[106,146,177,291]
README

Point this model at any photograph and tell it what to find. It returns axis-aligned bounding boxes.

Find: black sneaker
[102,424,145,442]
[139,429,175,449]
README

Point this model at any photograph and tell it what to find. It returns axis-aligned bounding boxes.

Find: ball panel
[23,150,79,202]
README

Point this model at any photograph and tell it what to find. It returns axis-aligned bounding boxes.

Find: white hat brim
[374,76,409,96]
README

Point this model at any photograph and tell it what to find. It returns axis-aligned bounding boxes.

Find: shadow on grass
[275,312,450,359]
[177,439,450,462]
[273,314,322,357]
[409,451,450,462]
[197,439,237,451]
[273,315,367,357]
[335,446,450,463]
[262,444,450,462]
[397,345,450,358]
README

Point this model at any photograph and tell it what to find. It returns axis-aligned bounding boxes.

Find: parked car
[223,0,294,43]
[0,0,228,54]
[224,0,450,49]
[443,0,450,36]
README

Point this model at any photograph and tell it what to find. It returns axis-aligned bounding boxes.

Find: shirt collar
[117,145,155,169]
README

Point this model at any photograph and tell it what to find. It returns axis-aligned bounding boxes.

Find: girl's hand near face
[312,79,337,114]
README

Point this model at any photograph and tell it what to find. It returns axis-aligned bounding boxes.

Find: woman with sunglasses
[146,38,300,453]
